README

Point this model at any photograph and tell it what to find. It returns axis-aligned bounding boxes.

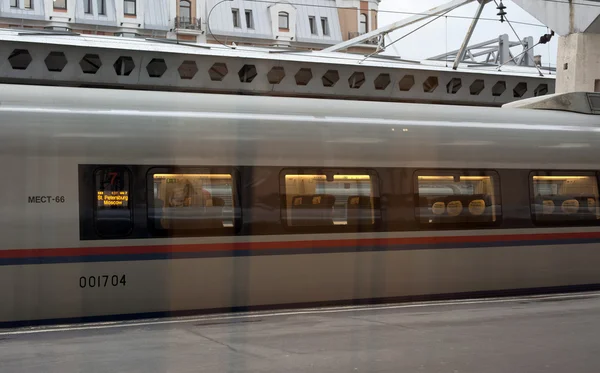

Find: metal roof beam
[323,0,477,52]
[429,35,506,61]
[452,0,490,70]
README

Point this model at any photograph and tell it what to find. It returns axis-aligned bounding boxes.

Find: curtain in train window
[531,174,599,224]
[94,168,132,237]
[149,170,237,235]
[281,170,380,228]
[415,172,501,226]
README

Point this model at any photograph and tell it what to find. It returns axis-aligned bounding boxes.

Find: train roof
[1,84,600,170]
[0,83,597,127]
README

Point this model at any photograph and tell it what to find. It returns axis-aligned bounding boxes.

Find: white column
[557,33,600,93]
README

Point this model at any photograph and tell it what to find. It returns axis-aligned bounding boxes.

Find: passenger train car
[1,84,600,326]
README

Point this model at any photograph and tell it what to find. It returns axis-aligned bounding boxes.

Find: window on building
[245,9,253,29]
[415,171,501,227]
[10,0,18,8]
[278,11,289,30]
[281,169,380,230]
[309,16,317,35]
[148,169,239,236]
[95,167,132,238]
[360,13,368,34]
[321,17,329,36]
[232,8,240,28]
[531,173,600,225]
[53,0,67,10]
[97,0,105,14]
[179,0,191,21]
[24,0,32,9]
[84,0,92,14]
[124,0,136,15]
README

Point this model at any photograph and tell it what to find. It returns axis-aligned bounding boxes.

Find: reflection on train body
[150,173,236,234]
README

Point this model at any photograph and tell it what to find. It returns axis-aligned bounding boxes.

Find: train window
[530,173,599,225]
[148,169,238,236]
[94,167,133,237]
[415,171,501,227]
[281,169,380,229]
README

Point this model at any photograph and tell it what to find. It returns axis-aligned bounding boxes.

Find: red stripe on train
[1,231,600,259]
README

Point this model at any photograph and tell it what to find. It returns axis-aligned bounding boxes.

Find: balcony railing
[348,31,383,46]
[175,17,201,31]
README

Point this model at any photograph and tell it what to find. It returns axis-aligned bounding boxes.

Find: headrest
[468,198,486,216]
[347,196,372,207]
[211,197,225,207]
[292,194,335,207]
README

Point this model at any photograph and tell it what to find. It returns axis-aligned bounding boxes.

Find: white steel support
[323,0,476,52]
[0,29,555,107]
[498,34,511,65]
[512,0,600,92]
[452,0,489,70]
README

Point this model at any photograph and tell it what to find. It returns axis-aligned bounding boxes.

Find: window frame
[84,0,92,14]
[232,8,240,28]
[93,166,134,238]
[308,16,317,35]
[10,0,18,8]
[24,0,32,9]
[279,168,381,232]
[179,0,191,21]
[123,0,136,16]
[278,11,289,30]
[360,13,368,34]
[53,0,67,10]
[245,9,253,29]
[97,0,106,15]
[529,170,600,227]
[146,166,242,237]
[321,17,329,36]
[413,169,503,229]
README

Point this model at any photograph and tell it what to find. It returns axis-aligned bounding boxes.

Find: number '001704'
[79,275,126,288]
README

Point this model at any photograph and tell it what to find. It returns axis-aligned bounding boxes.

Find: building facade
[0,0,381,50]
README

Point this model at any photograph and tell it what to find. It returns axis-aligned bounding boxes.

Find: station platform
[2,292,599,373]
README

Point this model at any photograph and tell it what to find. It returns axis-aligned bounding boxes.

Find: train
[1,83,600,326]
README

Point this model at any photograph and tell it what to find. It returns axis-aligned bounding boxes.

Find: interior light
[286,175,326,180]
[285,175,370,181]
[333,175,371,180]
[418,176,454,181]
[460,176,491,181]
[154,174,232,179]
[533,176,590,180]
